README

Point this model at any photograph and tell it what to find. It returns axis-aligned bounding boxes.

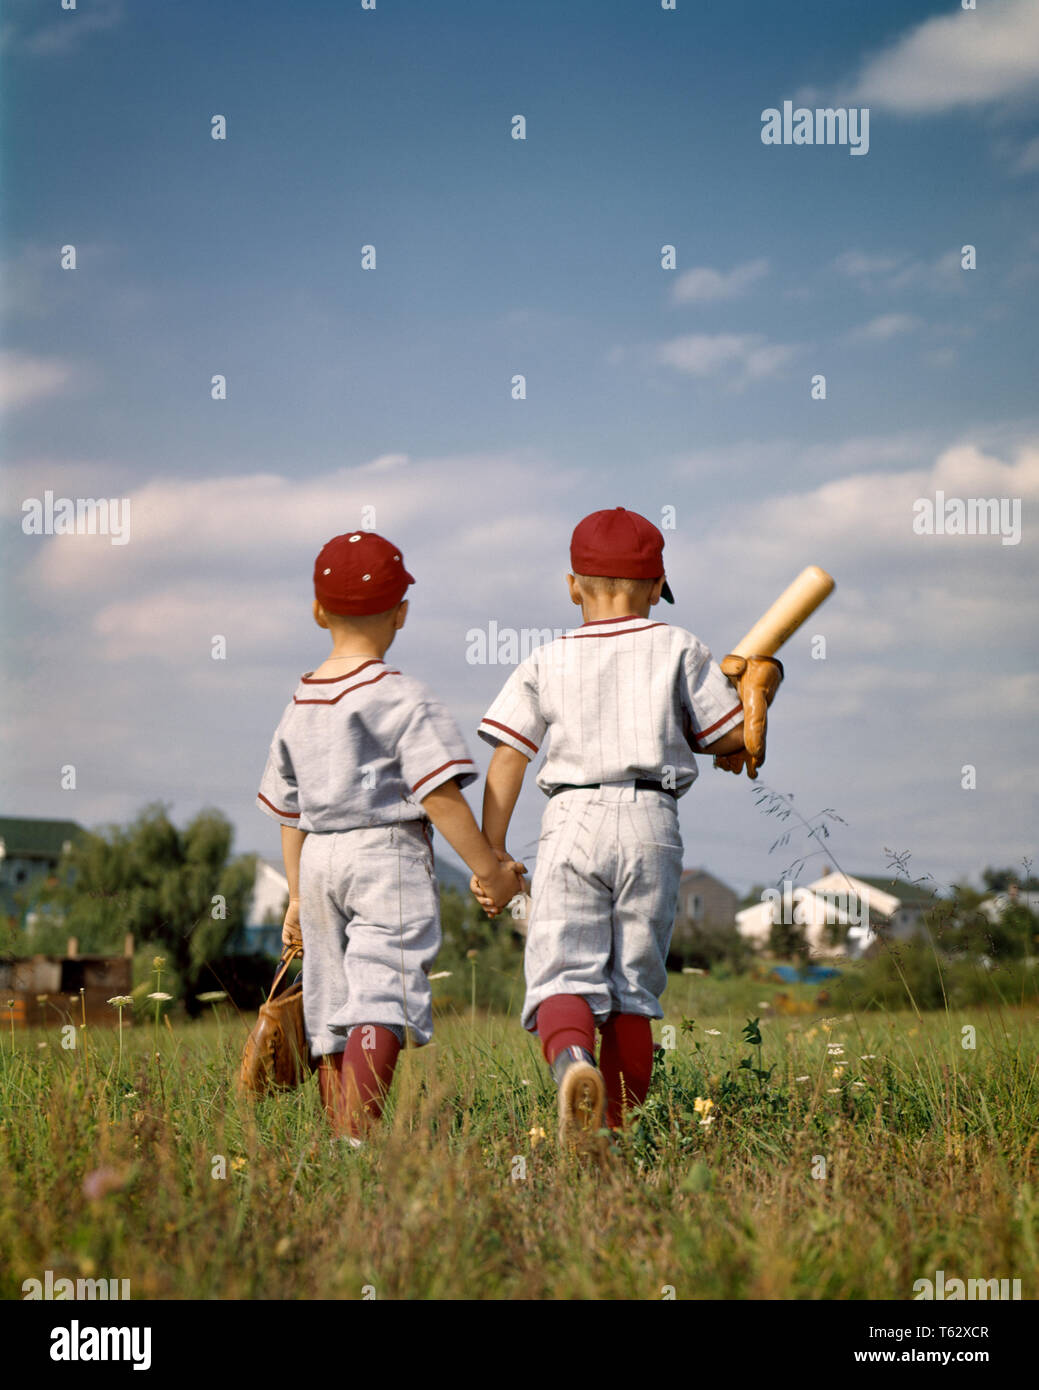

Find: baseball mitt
[713,654,783,780]
[238,946,315,1096]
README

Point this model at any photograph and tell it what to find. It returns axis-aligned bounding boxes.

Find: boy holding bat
[471,507,785,1152]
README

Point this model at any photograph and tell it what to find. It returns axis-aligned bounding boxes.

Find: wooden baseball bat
[730,565,835,657]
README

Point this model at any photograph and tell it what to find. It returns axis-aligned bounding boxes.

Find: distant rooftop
[0,817,85,859]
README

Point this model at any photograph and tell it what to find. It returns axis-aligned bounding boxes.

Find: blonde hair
[572,573,659,602]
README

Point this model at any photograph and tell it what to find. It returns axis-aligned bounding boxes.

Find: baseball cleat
[556,1060,607,1154]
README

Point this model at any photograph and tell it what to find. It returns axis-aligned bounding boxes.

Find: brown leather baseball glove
[713,654,783,780]
[238,947,315,1096]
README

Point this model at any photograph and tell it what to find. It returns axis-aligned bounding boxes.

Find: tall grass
[1,982,1036,1300]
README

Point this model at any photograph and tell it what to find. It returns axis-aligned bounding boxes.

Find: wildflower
[827,1044,844,1056]
[36,994,48,1004]
[827,1088,841,1094]
[147,992,173,1002]
[704,1029,721,1036]
[832,1066,846,1078]
[82,1166,127,1200]
[5,999,14,1010]
[529,1125,547,1148]
[693,1096,714,1118]
[520,1079,530,1086]
[428,971,452,981]
[196,991,227,1004]
[860,1054,877,1060]
[37,1042,48,1050]
[803,1027,818,1041]
[852,1082,866,1089]
[152,956,166,969]
[466,949,479,960]
[107,995,134,1008]
[230,1156,247,1172]
[795,1075,810,1082]
[698,1114,715,1127]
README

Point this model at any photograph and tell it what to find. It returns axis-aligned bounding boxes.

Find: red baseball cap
[570,507,675,603]
[313,531,415,616]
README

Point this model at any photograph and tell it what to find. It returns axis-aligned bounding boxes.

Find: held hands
[282,897,303,951]
[470,849,528,918]
[713,654,784,780]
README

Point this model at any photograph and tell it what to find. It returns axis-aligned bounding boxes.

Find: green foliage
[2,986,1038,1299]
[433,888,526,1016]
[26,804,255,994]
[767,914,808,966]
[670,917,752,973]
[831,940,1039,1012]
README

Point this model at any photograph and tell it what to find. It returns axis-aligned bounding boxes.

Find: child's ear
[313,600,330,630]
[649,577,665,607]
[394,599,409,630]
[566,574,583,606]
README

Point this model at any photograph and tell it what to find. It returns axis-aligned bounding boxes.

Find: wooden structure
[0,935,134,1027]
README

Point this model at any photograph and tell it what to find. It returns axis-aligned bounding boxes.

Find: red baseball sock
[536,993,597,1065]
[321,1025,402,1138]
[599,1013,653,1129]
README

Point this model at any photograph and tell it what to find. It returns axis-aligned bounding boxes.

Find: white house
[736,869,938,960]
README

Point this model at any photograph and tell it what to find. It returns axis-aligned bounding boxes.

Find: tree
[981,865,1039,893]
[28,804,256,995]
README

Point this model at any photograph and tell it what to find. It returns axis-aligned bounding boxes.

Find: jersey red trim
[579,614,642,627]
[300,659,384,684]
[257,791,300,818]
[691,702,744,745]
[411,758,475,794]
[294,667,400,705]
[480,718,539,753]
[561,622,667,641]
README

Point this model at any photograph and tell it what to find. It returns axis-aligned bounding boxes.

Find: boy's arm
[482,743,529,853]
[420,779,525,911]
[707,722,746,757]
[280,825,308,948]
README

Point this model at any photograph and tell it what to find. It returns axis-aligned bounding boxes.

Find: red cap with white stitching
[313,532,415,616]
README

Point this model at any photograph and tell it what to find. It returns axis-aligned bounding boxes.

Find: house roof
[0,817,85,859]
[850,874,939,908]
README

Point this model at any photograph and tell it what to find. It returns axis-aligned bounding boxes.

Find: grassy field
[1,973,1037,1301]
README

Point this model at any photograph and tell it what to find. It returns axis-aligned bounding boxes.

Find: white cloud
[0,0,124,56]
[671,259,769,304]
[833,248,963,294]
[0,351,77,409]
[853,0,1039,114]
[849,313,921,342]
[656,332,797,381]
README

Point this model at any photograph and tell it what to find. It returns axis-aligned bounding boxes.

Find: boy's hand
[470,849,527,917]
[282,897,303,950]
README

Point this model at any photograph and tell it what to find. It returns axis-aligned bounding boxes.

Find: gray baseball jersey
[257,659,477,831]
[477,616,743,790]
[477,615,743,1031]
[256,658,476,1051]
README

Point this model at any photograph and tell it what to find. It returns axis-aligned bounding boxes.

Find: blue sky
[2,0,1037,896]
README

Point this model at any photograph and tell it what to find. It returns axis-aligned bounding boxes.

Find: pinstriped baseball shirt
[256,658,477,833]
[477,616,743,796]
